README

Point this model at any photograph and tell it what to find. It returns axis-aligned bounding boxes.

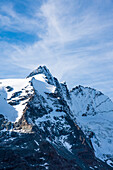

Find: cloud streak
[0,0,113,100]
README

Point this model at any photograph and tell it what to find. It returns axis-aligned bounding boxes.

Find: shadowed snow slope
[70,85,113,166]
[0,87,18,122]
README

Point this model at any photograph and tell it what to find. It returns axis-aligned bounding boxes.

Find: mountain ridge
[0,66,113,169]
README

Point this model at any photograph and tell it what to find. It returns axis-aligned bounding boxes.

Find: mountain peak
[27,66,49,77]
[0,66,113,169]
[27,65,55,85]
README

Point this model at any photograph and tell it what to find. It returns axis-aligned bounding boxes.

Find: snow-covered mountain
[70,86,113,167]
[0,66,113,169]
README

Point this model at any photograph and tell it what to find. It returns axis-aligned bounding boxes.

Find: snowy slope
[0,73,55,122]
[0,86,17,122]
[70,85,113,167]
[32,74,56,96]
[0,66,113,168]
[0,68,56,123]
[0,78,34,122]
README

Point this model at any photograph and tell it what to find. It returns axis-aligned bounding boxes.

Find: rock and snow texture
[0,78,34,122]
[70,85,113,167]
[0,66,113,168]
[27,66,55,85]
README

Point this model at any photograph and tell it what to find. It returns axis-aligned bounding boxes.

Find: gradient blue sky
[0,0,113,100]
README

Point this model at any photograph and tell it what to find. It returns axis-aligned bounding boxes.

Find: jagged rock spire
[27,66,55,85]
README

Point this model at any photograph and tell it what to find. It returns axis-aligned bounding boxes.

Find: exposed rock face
[0,66,113,169]
[27,66,55,85]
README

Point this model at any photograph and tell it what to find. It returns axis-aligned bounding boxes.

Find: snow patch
[0,87,18,122]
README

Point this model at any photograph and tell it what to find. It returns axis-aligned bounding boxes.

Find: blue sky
[0,0,113,100]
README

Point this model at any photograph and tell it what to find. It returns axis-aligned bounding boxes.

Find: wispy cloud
[0,0,113,99]
[0,2,44,34]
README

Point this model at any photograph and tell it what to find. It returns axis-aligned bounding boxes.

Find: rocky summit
[0,66,113,170]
